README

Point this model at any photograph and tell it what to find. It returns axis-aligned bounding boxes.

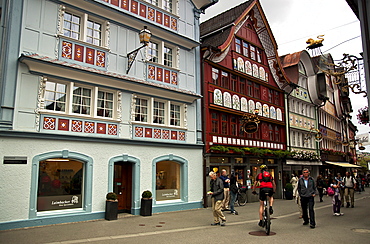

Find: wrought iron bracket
[126,44,146,74]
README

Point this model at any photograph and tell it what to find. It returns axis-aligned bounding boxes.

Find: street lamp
[126,26,152,74]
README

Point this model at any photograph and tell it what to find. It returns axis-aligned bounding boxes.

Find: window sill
[39,111,121,123]
[36,208,85,217]
[147,61,180,72]
[58,35,110,52]
[132,121,186,130]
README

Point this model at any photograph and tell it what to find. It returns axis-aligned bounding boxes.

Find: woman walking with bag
[329,178,343,216]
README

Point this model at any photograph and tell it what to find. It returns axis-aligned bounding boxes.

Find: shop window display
[156,161,180,201]
[38,159,83,211]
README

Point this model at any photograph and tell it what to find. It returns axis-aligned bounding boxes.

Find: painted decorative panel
[148,7,155,21]
[164,15,170,28]
[131,0,138,14]
[276,108,282,121]
[233,54,268,82]
[147,64,178,86]
[139,4,146,17]
[232,95,240,110]
[60,39,107,69]
[262,104,269,117]
[223,92,232,108]
[214,89,222,105]
[248,100,255,113]
[156,11,163,24]
[121,0,129,10]
[133,125,186,142]
[42,115,118,136]
[270,106,276,119]
[255,102,262,115]
[241,97,248,112]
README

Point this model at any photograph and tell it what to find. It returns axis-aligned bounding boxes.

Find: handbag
[327,187,335,196]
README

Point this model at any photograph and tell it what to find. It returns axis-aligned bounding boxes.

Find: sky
[200,0,369,150]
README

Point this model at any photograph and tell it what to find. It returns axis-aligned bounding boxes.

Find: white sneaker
[340,213,344,216]
[334,213,340,216]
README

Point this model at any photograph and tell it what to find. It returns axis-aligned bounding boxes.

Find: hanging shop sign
[240,110,260,134]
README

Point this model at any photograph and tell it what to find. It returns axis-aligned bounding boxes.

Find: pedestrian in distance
[229,171,238,215]
[219,169,230,211]
[293,175,303,218]
[208,171,226,226]
[290,174,298,196]
[297,168,316,229]
[329,178,344,216]
[343,171,357,208]
[316,175,325,202]
[335,173,345,207]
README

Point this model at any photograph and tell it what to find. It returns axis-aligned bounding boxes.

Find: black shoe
[351,205,354,208]
[269,206,273,215]
[211,222,220,226]
[320,200,323,202]
[303,221,309,225]
[258,220,263,227]
[346,202,350,208]
[310,225,315,229]
[235,211,238,215]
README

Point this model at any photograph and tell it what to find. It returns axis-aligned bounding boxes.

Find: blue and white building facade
[0,0,213,230]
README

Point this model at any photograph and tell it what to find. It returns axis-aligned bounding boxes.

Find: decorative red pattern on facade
[140,4,146,17]
[145,128,152,137]
[111,0,119,6]
[156,11,163,24]
[131,0,138,14]
[62,41,72,59]
[164,15,170,27]
[86,48,95,65]
[121,0,129,10]
[164,70,170,83]
[96,51,105,67]
[171,17,177,31]
[171,131,177,140]
[108,124,118,135]
[171,72,178,85]
[179,131,185,141]
[162,129,169,139]
[148,65,155,80]
[84,121,95,133]
[135,126,143,137]
[58,119,69,131]
[157,67,163,81]
[97,123,106,134]
[74,44,84,62]
[71,120,83,132]
[43,117,56,130]
[154,128,161,139]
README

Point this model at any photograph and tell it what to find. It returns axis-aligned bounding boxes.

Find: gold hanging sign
[241,110,260,134]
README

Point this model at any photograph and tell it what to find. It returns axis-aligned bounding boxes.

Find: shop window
[37,159,83,212]
[156,161,180,201]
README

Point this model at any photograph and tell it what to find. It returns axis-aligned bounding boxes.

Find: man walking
[208,171,226,226]
[343,171,357,208]
[219,169,230,211]
[298,168,316,229]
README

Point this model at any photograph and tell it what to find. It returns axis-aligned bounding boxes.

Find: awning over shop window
[286,160,322,165]
[324,161,362,168]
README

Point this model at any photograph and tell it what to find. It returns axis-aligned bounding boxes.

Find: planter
[140,198,152,216]
[105,201,118,220]
[284,191,293,200]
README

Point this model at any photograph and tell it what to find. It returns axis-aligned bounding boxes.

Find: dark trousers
[301,196,315,226]
[333,195,341,213]
[317,187,323,201]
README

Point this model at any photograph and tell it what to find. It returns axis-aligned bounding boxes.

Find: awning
[324,161,362,168]
[286,160,322,166]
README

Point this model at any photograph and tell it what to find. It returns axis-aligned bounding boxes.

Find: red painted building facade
[200,0,290,200]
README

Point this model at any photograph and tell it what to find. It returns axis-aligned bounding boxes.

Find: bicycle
[234,185,248,206]
[253,191,271,235]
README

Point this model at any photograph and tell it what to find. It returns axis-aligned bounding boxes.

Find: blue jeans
[230,191,236,212]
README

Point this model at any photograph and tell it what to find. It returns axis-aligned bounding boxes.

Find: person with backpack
[343,171,357,208]
[329,178,344,216]
[297,168,317,229]
[252,164,276,227]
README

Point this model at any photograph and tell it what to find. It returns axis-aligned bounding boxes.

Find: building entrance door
[114,162,132,213]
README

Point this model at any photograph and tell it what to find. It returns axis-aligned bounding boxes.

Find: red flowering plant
[357,106,369,125]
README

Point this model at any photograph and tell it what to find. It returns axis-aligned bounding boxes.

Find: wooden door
[113,162,132,213]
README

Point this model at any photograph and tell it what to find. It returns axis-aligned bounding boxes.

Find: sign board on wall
[356,133,370,146]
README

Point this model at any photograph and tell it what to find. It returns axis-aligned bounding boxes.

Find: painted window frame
[29,150,93,218]
[152,154,188,204]
[61,7,108,48]
[133,96,185,128]
[42,79,118,120]
[148,40,177,68]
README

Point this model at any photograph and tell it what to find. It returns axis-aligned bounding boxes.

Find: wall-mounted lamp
[126,26,152,74]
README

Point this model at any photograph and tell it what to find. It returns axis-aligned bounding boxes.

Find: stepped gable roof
[200,1,254,49]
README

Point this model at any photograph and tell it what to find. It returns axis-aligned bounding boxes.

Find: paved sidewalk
[1,190,369,244]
